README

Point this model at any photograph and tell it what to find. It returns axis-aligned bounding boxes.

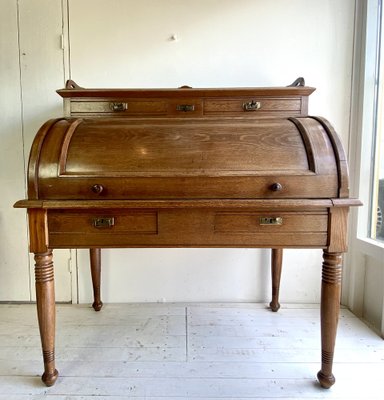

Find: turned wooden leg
[317,251,342,389]
[269,248,283,312]
[35,250,58,387]
[90,248,103,311]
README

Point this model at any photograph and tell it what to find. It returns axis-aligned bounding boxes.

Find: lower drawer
[214,211,327,233]
[48,210,158,235]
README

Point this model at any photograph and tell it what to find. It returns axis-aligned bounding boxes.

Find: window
[352,0,384,247]
[372,4,384,241]
[342,0,384,336]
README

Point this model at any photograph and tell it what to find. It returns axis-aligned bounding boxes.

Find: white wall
[0,0,74,302]
[0,0,356,304]
[0,0,30,301]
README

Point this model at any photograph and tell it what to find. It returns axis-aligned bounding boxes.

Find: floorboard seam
[185,306,189,363]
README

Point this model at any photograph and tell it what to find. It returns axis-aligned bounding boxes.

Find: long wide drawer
[48,209,328,248]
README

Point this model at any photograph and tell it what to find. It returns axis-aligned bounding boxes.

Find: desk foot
[90,248,103,311]
[92,300,103,312]
[269,301,280,312]
[270,249,282,312]
[317,370,335,389]
[42,369,59,387]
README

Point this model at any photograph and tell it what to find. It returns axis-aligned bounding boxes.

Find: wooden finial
[65,80,83,89]
[287,77,305,87]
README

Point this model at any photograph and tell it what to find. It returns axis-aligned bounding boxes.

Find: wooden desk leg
[35,250,58,387]
[317,250,342,389]
[90,248,103,311]
[269,248,283,312]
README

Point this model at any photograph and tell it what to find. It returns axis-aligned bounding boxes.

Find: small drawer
[48,210,158,235]
[214,212,327,234]
[204,98,302,115]
[70,100,167,116]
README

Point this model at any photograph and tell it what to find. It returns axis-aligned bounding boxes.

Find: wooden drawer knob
[91,184,104,194]
[270,182,283,192]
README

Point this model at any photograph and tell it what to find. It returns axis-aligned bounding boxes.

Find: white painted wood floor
[0,303,384,399]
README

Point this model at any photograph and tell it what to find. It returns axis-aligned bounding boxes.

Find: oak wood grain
[15,81,361,389]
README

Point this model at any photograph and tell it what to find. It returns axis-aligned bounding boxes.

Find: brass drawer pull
[176,104,195,112]
[93,217,115,229]
[110,102,128,112]
[260,217,283,225]
[243,100,261,111]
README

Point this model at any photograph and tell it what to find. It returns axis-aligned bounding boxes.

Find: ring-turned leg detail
[35,251,59,386]
[317,250,342,389]
[42,350,58,386]
[270,248,283,312]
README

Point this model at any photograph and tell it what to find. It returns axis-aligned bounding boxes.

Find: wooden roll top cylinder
[27,115,347,201]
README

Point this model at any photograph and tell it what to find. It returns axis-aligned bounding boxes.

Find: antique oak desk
[15,78,360,388]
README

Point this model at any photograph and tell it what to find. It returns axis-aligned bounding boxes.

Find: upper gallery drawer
[70,100,167,116]
[204,97,302,116]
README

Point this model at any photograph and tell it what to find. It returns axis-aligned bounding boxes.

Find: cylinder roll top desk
[14,78,361,388]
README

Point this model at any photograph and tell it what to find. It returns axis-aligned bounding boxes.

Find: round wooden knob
[270,182,283,192]
[91,184,104,194]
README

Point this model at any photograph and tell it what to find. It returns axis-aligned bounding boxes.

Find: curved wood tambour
[34,251,58,387]
[33,118,340,200]
[287,117,317,172]
[270,248,283,312]
[28,118,82,199]
[288,117,341,178]
[311,116,349,198]
[90,248,103,311]
[58,118,83,174]
[27,118,64,199]
[317,251,343,389]
[63,120,308,175]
